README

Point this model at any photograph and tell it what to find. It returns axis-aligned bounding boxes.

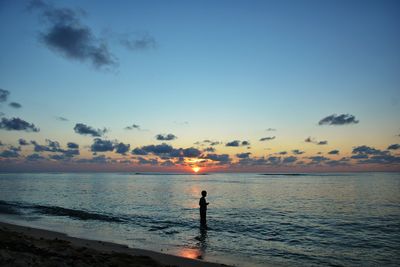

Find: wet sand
[0,221,230,267]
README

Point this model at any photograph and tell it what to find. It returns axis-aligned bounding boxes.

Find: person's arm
[200,198,206,206]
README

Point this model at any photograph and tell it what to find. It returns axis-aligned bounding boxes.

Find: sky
[0,0,399,172]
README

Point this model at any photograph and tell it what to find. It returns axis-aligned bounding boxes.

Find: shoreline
[0,221,231,267]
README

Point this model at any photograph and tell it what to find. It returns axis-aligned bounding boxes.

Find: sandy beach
[0,221,230,267]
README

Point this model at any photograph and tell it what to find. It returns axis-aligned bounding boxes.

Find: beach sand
[0,221,230,267]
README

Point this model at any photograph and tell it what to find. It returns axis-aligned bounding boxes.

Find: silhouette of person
[199,190,209,227]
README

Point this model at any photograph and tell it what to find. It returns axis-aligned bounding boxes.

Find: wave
[33,205,126,222]
[0,200,22,215]
[0,200,192,232]
[0,200,125,223]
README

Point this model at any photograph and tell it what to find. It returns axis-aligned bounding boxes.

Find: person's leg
[200,209,206,226]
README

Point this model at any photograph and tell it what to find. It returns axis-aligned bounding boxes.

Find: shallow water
[0,172,399,266]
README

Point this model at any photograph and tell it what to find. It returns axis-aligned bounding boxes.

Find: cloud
[161,160,175,166]
[78,155,109,164]
[0,117,39,132]
[137,157,159,165]
[115,142,130,155]
[352,145,386,155]
[91,138,114,152]
[120,33,156,51]
[325,157,350,167]
[181,148,202,158]
[31,139,64,153]
[49,154,68,161]
[131,147,148,155]
[308,156,330,164]
[237,156,268,166]
[142,143,174,155]
[9,102,22,109]
[195,140,221,146]
[266,128,276,131]
[318,114,359,126]
[259,136,275,142]
[125,124,141,130]
[328,150,340,155]
[283,156,297,164]
[74,123,107,137]
[67,142,79,149]
[236,152,251,159]
[387,144,400,150]
[19,138,29,146]
[350,154,369,159]
[226,140,240,147]
[203,147,215,152]
[29,0,116,69]
[26,153,46,161]
[56,116,68,121]
[0,148,20,158]
[226,140,250,147]
[203,153,231,164]
[305,137,313,143]
[0,89,10,102]
[265,156,281,165]
[305,137,327,145]
[292,149,304,155]
[63,149,79,157]
[156,134,177,141]
[357,155,400,165]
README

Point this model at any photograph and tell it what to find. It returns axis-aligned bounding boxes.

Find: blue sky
[0,0,399,172]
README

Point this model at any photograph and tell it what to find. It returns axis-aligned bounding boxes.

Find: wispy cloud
[226,140,250,147]
[0,89,10,102]
[125,124,141,130]
[156,134,177,141]
[56,116,68,121]
[9,102,22,109]
[259,136,275,142]
[319,114,359,126]
[328,150,339,155]
[305,137,328,145]
[74,123,107,137]
[0,117,39,132]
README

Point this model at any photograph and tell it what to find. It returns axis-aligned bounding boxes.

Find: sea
[0,172,399,267]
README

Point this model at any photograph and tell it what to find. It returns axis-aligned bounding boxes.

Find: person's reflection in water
[195,225,208,260]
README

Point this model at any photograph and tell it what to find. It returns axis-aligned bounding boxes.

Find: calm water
[0,172,399,267]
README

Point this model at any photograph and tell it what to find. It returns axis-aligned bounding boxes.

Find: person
[199,190,209,227]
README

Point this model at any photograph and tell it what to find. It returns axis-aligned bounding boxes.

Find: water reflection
[177,226,208,260]
[197,226,208,259]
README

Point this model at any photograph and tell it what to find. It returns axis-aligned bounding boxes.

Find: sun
[192,166,201,173]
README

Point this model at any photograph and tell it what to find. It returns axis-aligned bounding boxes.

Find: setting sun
[192,166,201,173]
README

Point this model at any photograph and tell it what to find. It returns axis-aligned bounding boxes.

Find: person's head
[201,190,207,197]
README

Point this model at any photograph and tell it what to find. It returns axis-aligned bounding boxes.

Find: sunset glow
[192,167,201,173]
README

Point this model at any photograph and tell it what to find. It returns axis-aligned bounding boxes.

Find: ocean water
[0,172,399,267]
